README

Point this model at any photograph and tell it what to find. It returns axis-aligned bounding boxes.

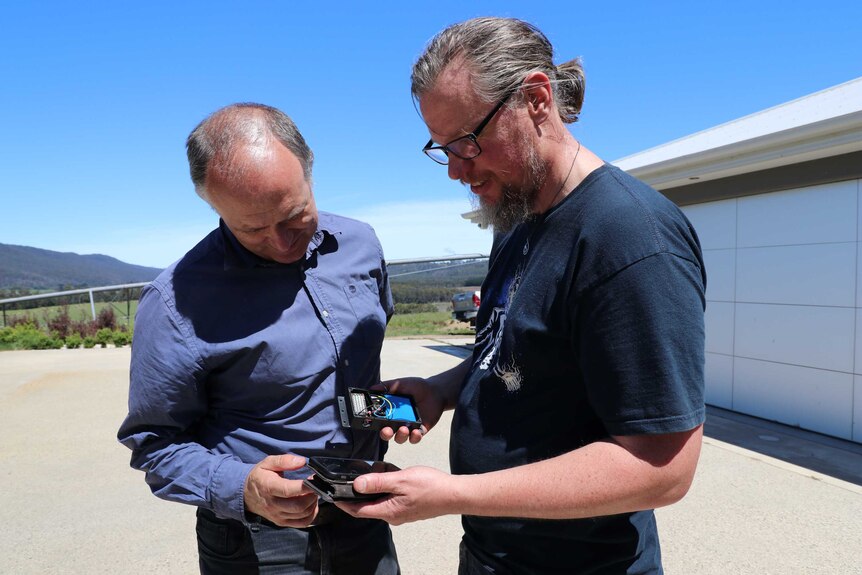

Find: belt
[199,503,346,530]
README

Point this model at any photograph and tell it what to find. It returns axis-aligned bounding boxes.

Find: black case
[303,457,399,502]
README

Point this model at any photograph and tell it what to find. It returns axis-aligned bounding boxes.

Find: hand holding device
[244,454,320,527]
[335,465,456,526]
[375,377,450,444]
[303,456,400,503]
[339,388,422,433]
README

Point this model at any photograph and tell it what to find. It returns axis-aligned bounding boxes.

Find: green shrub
[0,326,15,344]
[0,321,134,350]
[1,324,48,349]
[95,328,113,348]
[65,333,83,349]
[112,330,132,347]
[16,326,63,350]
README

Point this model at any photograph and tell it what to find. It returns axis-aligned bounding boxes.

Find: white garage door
[681,178,862,443]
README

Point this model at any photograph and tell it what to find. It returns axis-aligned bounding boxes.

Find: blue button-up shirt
[117,212,393,523]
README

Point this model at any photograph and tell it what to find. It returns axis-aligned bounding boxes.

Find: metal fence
[0,283,148,328]
[0,254,490,329]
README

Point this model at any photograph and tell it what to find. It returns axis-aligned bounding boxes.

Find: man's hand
[377,378,446,444]
[244,454,318,527]
[334,466,457,525]
[377,359,471,444]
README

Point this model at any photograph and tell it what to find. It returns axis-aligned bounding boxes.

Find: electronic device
[303,456,400,502]
[337,387,422,432]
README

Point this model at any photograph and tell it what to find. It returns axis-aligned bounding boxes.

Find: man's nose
[271,227,294,251]
[447,156,467,181]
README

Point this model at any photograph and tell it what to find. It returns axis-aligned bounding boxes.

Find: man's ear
[522,71,553,126]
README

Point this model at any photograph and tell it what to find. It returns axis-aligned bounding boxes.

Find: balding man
[118,103,399,574]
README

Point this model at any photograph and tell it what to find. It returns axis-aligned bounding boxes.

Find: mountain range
[0,243,162,291]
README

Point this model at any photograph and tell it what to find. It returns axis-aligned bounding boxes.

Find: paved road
[1,340,860,574]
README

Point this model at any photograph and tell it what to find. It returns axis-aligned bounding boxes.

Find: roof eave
[614,76,862,190]
[618,110,862,190]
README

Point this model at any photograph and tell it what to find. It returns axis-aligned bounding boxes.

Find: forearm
[448,426,702,520]
[119,285,255,521]
[122,429,254,521]
[426,357,471,410]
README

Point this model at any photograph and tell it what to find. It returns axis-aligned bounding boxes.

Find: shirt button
[322,310,329,319]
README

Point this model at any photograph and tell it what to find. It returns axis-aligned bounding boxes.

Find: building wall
[680,178,862,443]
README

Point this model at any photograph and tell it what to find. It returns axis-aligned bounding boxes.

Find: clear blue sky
[2,1,860,268]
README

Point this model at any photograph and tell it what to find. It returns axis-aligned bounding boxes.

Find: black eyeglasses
[422,86,519,165]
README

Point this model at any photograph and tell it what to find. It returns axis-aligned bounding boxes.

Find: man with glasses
[118,103,399,574]
[338,17,706,574]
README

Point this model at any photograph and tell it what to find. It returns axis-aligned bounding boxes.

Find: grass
[386,310,474,337]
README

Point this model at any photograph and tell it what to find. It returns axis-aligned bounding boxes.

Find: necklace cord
[547,140,581,210]
[523,141,582,256]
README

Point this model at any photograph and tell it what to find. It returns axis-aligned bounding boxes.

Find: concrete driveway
[1,339,860,574]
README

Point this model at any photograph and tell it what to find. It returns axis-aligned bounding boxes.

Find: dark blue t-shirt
[450,164,706,574]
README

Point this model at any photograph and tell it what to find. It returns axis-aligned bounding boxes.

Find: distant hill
[388,258,487,286]
[0,243,162,290]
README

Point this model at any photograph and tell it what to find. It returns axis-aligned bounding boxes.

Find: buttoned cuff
[210,456,256,524]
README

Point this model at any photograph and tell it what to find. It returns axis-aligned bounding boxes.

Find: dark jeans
[458,541,500,575]
[196,507,400,575]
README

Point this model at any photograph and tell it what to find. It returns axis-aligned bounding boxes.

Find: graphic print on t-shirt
[474,266,524,391]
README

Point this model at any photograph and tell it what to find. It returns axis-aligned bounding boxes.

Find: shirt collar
[219,219,336,271]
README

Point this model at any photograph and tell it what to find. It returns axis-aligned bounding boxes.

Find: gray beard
[472,141,547,233]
